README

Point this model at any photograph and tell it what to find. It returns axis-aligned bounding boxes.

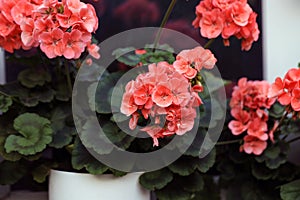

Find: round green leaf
[0,94,12,114]
[139,168,173,190]
[4,113,53,155]
[18,68,51,88]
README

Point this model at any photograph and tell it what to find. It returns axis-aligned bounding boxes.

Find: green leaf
[182,172,204,192]
[0,136,22,161]
[280,179,300,200]
[139,168,173,190]
[112,47,141,66]
[19,88,55,107]
[72,137,109,175]
[18,68,51,88]
[155,183,192,200]
[32,163,57,183]
[109,168,127,177]
[0,160,27,185]
[168,156,198,176]
[80,119,114,155]
[251,163,274,180]
[269,102,285,119]
[4,113,53,155]
[0,94,12,114]
[49,107,74,148]
[197,148,216,173]
[93,71,124,114]
[140,50,175,65]
[55,77,71,101]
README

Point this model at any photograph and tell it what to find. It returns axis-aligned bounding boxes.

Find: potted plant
[1,0,300,200]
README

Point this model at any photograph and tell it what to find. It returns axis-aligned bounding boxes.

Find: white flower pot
[49,170,150,200]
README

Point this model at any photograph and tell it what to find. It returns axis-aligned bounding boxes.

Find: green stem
[153,0,177,51]
[204,39,215,49]
[287,136,300,144]
[64,61,73,95]
[0,90,11,97]
[216,139,242,146]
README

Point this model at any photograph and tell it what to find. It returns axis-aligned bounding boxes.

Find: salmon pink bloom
[20,19,38,47]
[247,118,268,141]
[152,85,173,108]
[291,88,300,111]
[64,0,87,13]
[39,28,64,58]
[0,14,16,37]
[56,6,79,28]
[230,1,252,27]
[61,29,85,59]
[11,1,35,25]
[78,4,98,33]
[269,121,279,143]
[87,43,100,59]
[241,135,267,155]
[200,9,224,39]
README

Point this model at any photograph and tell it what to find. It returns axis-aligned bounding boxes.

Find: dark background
[5,0,262,82]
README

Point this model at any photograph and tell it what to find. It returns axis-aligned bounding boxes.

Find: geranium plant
[0,0,299,199]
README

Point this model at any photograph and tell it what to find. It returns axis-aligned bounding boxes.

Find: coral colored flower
[87,43,100,59]
[64,0,87,13]
[230,1,252,27]
[56,6,79,28]
[247,118,268,141]
[20,19,37,47]
[269,68,300,112]
[174,46,216,79]
[291,88,300,111]
[135,49,147,55]
[11,1,35,25]
[120,92,137,116]
[241,135,267,155]
[78,4,98,33]
[61,29,85,59]
[0,14,16,37]
[200,9,224,39]
[39,28,64,58]
[152,85,173,108]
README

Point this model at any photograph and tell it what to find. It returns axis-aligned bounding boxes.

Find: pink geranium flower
[200,9,224,39]
[61,29,85,59]
[291,88,300,111]
[241,135,267,155]
[39,28,64,58]
[152,85,174,108]
[230,1,252,27]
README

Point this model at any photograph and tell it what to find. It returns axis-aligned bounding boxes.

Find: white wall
[0,48,5,84]
[262,0,300,82]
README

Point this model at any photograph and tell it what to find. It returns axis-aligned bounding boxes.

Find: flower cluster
[228,78,276,155]
[269,68,300,112]
[0,0,99,59]
[121,46,217,146]
[192,0,260,51]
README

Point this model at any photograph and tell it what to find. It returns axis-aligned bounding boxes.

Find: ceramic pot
[49,170,150,200]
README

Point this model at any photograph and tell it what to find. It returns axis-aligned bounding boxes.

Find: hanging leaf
[168,156,198,176]
[0,160,27,185]
[71,137,109,175]
[197,148,216,173]
[280,179,300,200]
[4,113,53,155]
[269,102,285,119]
[18,68,51,88]
[0,94,12,114]
[139,168,173,190]
[32,162,58,183]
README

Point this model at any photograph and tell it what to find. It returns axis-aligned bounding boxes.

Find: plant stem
[153,0,177,51]
[0,90,11,97]
[64,61,73,95]
[216,139,242,146]
[204,39,215,49]
[287,136,300,144]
